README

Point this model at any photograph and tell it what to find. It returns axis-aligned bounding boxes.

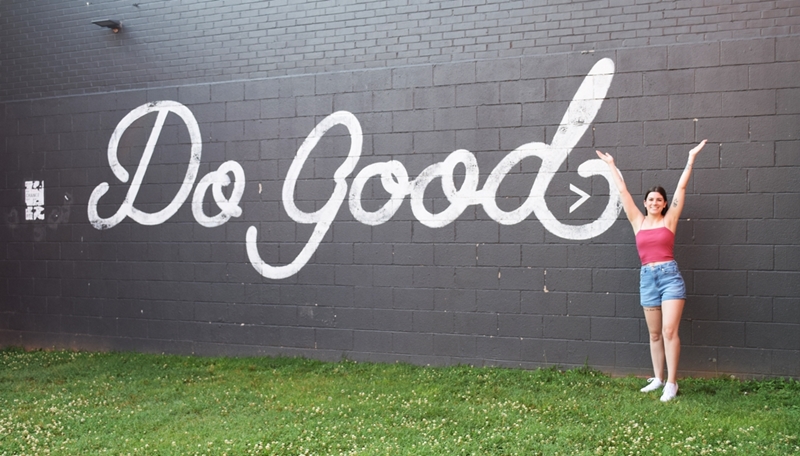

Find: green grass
[1,348,798,455]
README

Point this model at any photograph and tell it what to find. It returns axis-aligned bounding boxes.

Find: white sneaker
[640,377,664,393]
[660,382,678,402]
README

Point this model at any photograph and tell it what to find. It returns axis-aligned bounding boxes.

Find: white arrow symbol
[569,184,590,213]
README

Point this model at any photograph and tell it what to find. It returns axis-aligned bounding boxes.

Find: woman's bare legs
[643,307,665,380]
[661,299,685,384]
[643,299,685,383]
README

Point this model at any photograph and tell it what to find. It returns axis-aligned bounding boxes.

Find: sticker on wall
[24,180,44,221]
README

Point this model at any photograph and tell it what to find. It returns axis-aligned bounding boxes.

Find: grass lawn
[1,348,798,455]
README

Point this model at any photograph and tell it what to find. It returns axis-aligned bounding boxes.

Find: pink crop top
[635,227,675,265]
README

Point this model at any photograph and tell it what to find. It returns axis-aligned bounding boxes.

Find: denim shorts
[640,260,686,307]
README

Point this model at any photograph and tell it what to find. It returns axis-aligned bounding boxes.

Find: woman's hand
[595,150,615,166]
[689,139,707,158]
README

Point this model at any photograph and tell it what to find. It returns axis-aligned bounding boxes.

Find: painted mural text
[89,59,621,279]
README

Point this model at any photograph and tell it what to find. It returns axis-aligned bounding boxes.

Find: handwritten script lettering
[88,58,621,279]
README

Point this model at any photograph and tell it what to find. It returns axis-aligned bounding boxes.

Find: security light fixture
[92,19,121,33]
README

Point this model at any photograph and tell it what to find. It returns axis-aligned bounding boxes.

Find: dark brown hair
[644,186,669,215]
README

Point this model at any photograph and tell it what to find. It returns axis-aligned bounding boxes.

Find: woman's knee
[662,326,679,340]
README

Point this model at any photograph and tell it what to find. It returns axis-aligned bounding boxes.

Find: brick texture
[1,0,799,379]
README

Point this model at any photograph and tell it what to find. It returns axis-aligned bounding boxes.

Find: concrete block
[499,79,545,104]
[643,119,695,145]
[565,340,616,367]
[477,244,521,267]
[568,292,616,317]
[668,42,720,69]
[718,296,773,323]
[773,298,800,324]
[476,336,521,361]
[393,287,435,310]
[412,266,455,288]
[776,35,800,61]
[373,265,413,287]
[279,326,316,348]
[454,266,500,289]
[566,244,617,268]
[476,57,520,82]
[775,194,800,220]
[695,66,748,93]
[693,168,747,193]
[434,61,477,86]
[771,348,800,377]
[392,65,433,89]
[543,315,590,339]
[373,309,412,332]
[477,104,522,128]
[412,310,454,333]
[392,109,435,132]
[617,45,668,73]
[433,333,477,357]
[316,328,354,350]
[775,141,800,166]
[683,295,719,321]
[498,267,542,291]
[434,287,477,312]
[692,320,745,347]
[694,270,748,296]
[523,244,569,269]
[592,263,639,293]
[414,86,456,109]
[748,271,800,298]
[354,243,393,265]
[643,69,695,96]
[775,245,800,271]
[476,289,520,313]
[456,83,501,109]
[353,330,392,353]
[454,311,497,336]
[717,346,771,375]
[718,194,773,219]
[722,90,776,117]
[498,313,542,337]
[392,331,433,354]
[544,268,592,293]
[750,115,800,141]
[747,167,800,193]
[720,38,775,65]
[620,95,669,121]
[211,82,244,102]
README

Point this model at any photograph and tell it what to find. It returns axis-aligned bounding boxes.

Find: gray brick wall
[1,0,799,100]
[1,0,799,379]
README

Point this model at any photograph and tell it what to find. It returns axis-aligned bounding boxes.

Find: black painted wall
[1,0,798,378]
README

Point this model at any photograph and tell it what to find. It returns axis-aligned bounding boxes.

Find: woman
[596,139,707,402]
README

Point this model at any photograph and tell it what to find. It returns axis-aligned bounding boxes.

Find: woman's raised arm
[596,150,643,232]
[665,139,707,230]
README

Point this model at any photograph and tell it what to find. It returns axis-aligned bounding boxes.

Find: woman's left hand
[689,139,707,157]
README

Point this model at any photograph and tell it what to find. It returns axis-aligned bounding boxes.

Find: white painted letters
[89,59,622,279]
[246,111,363,279]
[87,100,244,230]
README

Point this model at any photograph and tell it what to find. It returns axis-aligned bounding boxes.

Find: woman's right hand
[595,150,615,166]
